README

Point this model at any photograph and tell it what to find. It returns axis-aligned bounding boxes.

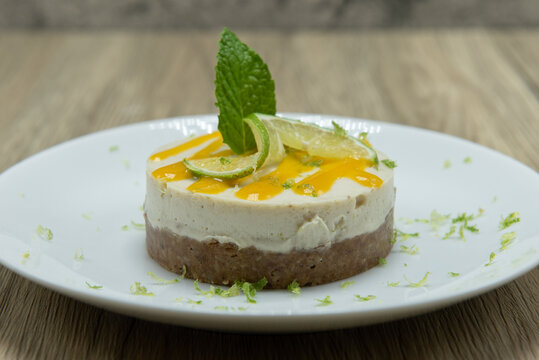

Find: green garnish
[235,277,267,303]
[215,28,276,154]
[21,251,30,264]
[214,306,229,311]
[378,257,387,266]
[36,225,53,241]
[448,272,460,277]
[121,159,130,169]
[485,252,496,266]
[287,280,301,295]
[81,212,92,220]
[130,282,154,296]
[493,196,498,203]
[315,295,333,306]
[73,248,84,261]
[340,281,355,289]
[443,160,451,169]
[332,121,347,137]
[121,225,129,231]
[499,212,520,231]
[86,282,103,290]
[500,232,517,251]
[180,265,187,279]
[147,271,179,285]
[282,179,295,189]
[381,159,397,169]
[186,298,202,305]
[393,229,419,242]
[109,145,119,152]
[448,210,482,240]
[300,155,323,167]
[219,157,231,165]
[355,294,376,302]
[463,157,472,164]
[404,272,431,287]
[298,183,318,197]
[387,281,400,287]
[400,244,419,255]
[17,193,25,198]
[443,225,456,240]
[427,210,450,232]
[130,221,145,230]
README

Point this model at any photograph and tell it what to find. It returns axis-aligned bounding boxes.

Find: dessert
[144,29,396,288]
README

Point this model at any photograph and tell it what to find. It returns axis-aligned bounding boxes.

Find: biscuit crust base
[145,208,393,289]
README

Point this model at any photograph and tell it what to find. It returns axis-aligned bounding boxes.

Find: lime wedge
[254,113,378,164]
[184,114,272,179]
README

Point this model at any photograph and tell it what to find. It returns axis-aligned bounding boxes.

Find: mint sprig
[215,28,276,154]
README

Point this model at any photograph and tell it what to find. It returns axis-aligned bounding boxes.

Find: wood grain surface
[0,30,538,359]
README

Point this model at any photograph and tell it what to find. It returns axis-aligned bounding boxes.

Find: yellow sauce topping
[149,132,221,161]
[151,133,223,181]
[151,133,383,200]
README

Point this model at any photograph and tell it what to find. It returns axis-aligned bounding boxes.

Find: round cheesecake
[144,132,395,288]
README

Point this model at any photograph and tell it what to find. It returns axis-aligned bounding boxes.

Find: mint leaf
[215,28,276,154]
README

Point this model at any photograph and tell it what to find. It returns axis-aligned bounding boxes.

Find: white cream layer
[145,141,395,253]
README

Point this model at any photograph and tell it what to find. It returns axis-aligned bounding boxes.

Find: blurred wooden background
[1,0,538,29]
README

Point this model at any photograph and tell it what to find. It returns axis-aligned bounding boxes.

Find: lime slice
[254,113,378,164]
[184,114,271,179]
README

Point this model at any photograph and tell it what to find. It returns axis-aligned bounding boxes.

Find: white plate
[0,113,538,333]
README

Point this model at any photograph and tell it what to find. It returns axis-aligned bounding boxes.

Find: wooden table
[0,30,538,359]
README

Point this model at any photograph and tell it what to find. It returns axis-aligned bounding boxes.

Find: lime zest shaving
[485,252,496,267]
[73,248,84,261]
[36,225,53,241]
[500,232,517,251]
[499,212,520,231]
[340,281,355,289]
[400,244,419,255]
[180,265,187,279]
[378,257,387,266]
[130,221,145,230]
[393,229,419,242]
[381,159,397,169]
[86,282,103,290]
[282,179,295,189]
[355,294,376,302]
[404,272,431,287]
[315,295,333,306]
[235,277,267,303]
[21,251,30,264]
[186,298,202,305]
[463,157,472,164]
[147,271,179,285]
[214,306,229,311]
[194,279,242,299]
[109,145,119,152]
[121,159,130,169]
[287,280,301,295]
[130,282,154,296]
[81,212,92,220]
[387,281,400,287]
[443,160,451,169]
[121,225,129,231]
[448,272,460,277]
